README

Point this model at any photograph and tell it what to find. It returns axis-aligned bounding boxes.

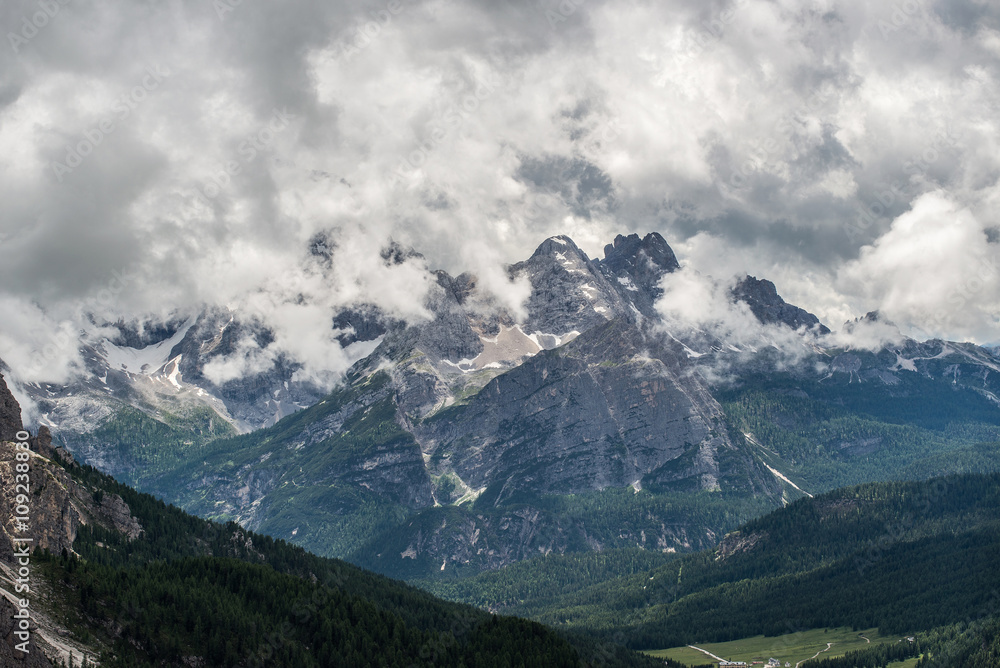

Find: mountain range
[6,231,1000,582]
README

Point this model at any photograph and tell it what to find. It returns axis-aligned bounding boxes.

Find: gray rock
[0,373,23,442]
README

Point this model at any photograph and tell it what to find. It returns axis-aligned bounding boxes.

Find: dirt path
[796,642,834,667]
[688,645,726,662]
[860,634,870,643]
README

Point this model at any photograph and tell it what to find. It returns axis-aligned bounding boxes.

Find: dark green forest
[422,473,1000,652]
[40,459,665,667]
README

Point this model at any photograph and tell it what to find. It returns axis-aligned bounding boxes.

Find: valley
[3,232,999,667]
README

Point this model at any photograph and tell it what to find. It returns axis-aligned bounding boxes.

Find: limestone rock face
[0,596,53,668]
[509,235,625,336]
[732,275,830,334]
[418,320,739,503]
[0,373,23,443]
[597,232,680,317]
[0,384,144,559]
[0,439,144,559]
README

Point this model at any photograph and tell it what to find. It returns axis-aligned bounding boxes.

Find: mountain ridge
[6,231,1000,581]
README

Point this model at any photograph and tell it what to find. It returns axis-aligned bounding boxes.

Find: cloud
[838,191,1000,342]
[1,0,1000,386]
[654,266,816,361]
[824,314,907,352]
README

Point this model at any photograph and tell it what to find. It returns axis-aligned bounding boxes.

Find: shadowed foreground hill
[0,372,664,667]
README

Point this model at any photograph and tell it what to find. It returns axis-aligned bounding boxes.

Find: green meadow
[645,627,912,666]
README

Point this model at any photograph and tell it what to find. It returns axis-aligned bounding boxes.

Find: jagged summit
[596,231,680,317]
[600,232,680,275]
[732,275,831,334]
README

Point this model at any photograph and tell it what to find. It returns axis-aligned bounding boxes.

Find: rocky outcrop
[597,232,679,317]
[715,530,766,561]
[0,596,52,668]
[0,373,143,559]
[418,319,767,503]
[333,305,390,346]
[0,373,23,443]
[0,438,144,559]
[733,275,830,334]
[508,235,625,335]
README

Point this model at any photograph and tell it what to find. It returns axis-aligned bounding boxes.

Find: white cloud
[654,266,816,360]
[2,0,1000,385]
[838,191,1000,342]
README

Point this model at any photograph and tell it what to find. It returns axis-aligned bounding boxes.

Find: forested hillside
[16,447,664,666]
[719,367,1000,493]
[423,473,1000,652]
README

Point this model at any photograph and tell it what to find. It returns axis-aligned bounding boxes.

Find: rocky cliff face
[0,373,22,443]
[732,275,830,334]
[419,319,741,503]
[142,232,786,574]
[596,232,679,317]
[0,375,139,665]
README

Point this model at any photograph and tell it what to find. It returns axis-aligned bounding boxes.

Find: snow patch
[617,276,640,291]
[526,330,580,350]
[101,318,195,375]
[894,353,917,372]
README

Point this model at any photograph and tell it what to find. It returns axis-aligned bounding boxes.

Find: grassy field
[645,627,909,666]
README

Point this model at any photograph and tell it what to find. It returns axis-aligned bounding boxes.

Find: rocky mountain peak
[733,275,830,334]
[528,235,588,261]
[0,372,23,442]
[600,232,680,275]
[511,235,623,335]
[380,239,424,266]
[595,232,679,318]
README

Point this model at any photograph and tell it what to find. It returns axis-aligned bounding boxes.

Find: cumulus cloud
[838,192,1000,342]
[654,267,816,361]
[2,0,1000,386]
[824,314,907,352]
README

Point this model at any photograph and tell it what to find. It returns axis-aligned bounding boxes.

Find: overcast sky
[1,0,999,383]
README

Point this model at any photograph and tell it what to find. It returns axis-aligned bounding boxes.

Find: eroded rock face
[0,373,23,443]
[419,320,739,503]
[597,232,680,317]
[509,235,625,336]
[0,440,143,559]
[0,596,52,668]
[715,530,767,561]
[733,275,830,334]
